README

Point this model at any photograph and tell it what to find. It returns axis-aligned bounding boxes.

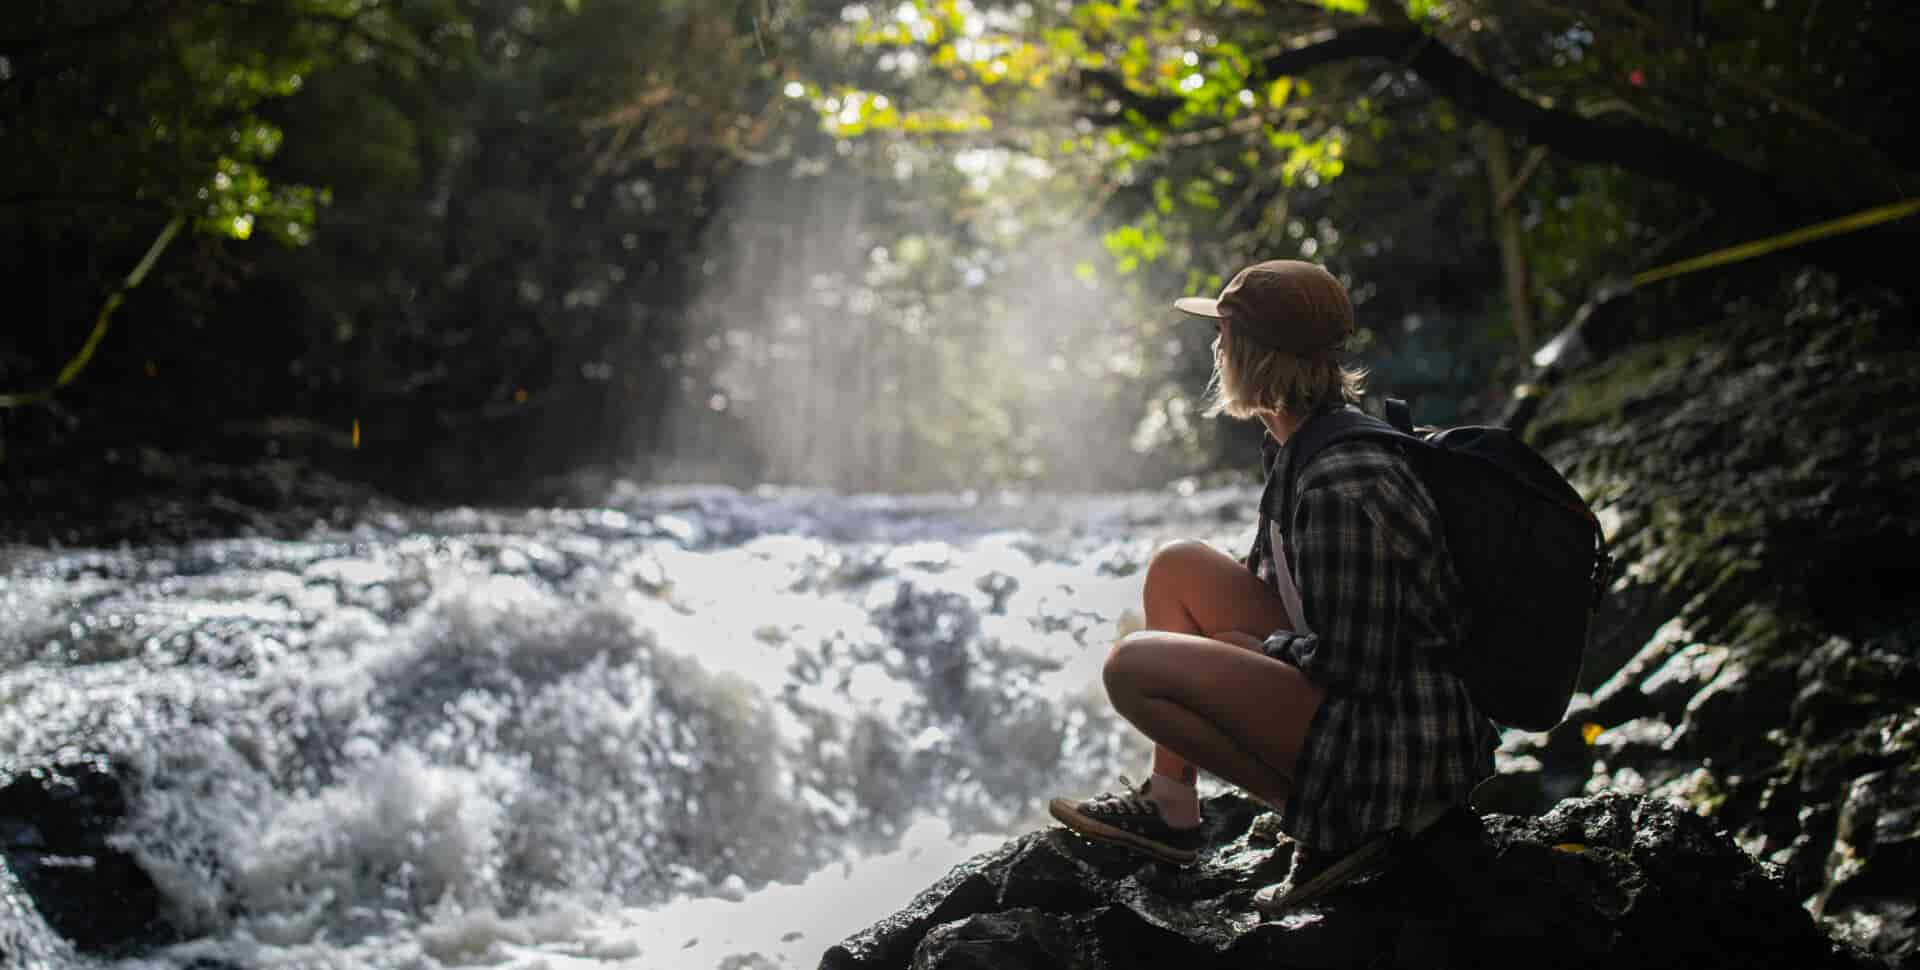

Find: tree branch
[1073,67,1182,127]
[198,0,436,66]
[1074,24,1799,223]
[1263,25,1786,217]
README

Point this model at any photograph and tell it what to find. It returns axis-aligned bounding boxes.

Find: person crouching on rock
[1047,259,1497,913]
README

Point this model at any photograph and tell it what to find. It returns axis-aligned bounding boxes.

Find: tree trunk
[1482,127,1535,352]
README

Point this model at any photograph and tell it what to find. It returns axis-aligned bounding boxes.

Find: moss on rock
[1521,269,1920,965]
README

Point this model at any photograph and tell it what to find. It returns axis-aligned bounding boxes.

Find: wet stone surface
[822,791,1870,970]
[1513,275,1920,967]
[0,761,172,954]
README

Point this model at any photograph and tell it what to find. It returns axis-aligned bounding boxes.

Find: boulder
[0,862,74,969]
[0,761,173,954]
[1519,274,1920,966]
[822,791,1871,970]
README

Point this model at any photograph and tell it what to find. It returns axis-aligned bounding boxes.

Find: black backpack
[1247,399,1611,731]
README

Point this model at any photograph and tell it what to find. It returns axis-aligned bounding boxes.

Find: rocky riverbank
[824,269,1918,969]
[821,790,1865,970]
[0,446,400,548]
[1512,270,1920,966]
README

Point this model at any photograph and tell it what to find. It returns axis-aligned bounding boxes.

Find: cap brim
[1172,296,1224,318]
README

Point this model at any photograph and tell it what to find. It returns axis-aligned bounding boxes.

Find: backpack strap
[1246,401,1421,582]
[1277,403,1420,535]
[1384,397,1414,434]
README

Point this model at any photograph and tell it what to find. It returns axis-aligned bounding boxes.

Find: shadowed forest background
[5,3,1920,968]
[6,0,1914,529]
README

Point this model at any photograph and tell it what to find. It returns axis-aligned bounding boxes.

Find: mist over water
[2,484,1261,969]
[658,136,1198,493]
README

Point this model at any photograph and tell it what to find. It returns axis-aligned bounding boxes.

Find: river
[1,483,1262,969]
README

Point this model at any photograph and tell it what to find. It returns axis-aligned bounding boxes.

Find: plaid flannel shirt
[1257,430,1498,852]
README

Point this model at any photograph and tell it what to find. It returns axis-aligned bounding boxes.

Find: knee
[1143,538,1213,595]
[1101,631,1159,701]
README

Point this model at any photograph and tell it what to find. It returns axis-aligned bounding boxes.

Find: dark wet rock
[1586,637,1729,729]
[908,908,1088,970]
[1518,272,1920,965]
[1575,580,1686,698]
[0,761,173,954]
[1813,765,1920,967]
[974,571,1019,615]
[1449,795,1842,968]
[824,791,1868,970]
[0,447,399,547]
[820,858,1003,970]
[1,861,74,969]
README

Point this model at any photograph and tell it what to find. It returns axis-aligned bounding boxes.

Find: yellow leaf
[1267,78,1292,108]
[1581,722,1604,745]
[1553,843,1588,854]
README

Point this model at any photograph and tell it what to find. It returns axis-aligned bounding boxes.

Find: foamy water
[0,484,1259,969]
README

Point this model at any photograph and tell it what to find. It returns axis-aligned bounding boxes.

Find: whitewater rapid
[1,483,1262,969]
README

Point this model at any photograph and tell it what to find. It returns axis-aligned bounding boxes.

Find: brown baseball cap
[1173,259,1354,355]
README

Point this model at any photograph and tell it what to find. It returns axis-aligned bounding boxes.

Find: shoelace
[1089,775,1158,816]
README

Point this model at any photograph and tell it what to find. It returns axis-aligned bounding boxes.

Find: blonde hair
[1202,325,1366,420]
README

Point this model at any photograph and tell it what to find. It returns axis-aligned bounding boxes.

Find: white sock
[1148,772,1201,828]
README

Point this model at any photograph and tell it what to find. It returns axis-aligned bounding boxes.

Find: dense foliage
[2,0,1915,501]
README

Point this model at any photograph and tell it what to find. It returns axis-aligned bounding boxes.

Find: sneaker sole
[1046,798,1199,865]
[1253,834,1391,914]
[1253,803,1459,915]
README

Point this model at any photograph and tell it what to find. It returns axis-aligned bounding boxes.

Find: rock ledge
[823,791,1872,970]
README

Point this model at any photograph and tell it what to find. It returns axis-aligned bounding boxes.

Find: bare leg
[1135,540,1297,814]
[1104,631,1325,809]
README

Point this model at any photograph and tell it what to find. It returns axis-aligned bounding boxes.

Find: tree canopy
[2,0,1914,498]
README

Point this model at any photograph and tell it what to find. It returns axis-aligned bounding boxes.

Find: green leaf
[1180,179,1219,211]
